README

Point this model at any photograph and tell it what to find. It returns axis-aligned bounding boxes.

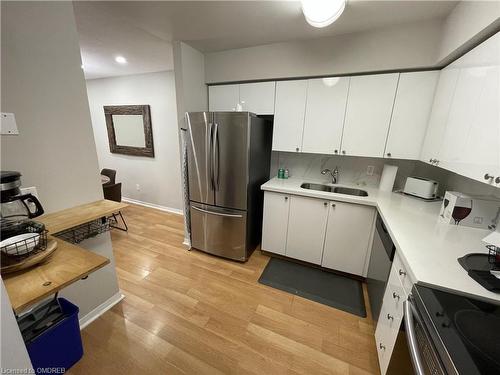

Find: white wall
[173,41,208,119]
[0,1,103,213]
[86,71,183,211]
[438,0,500,64]
[205,19,443,83]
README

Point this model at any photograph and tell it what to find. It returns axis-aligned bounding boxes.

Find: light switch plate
[1,113,19,135]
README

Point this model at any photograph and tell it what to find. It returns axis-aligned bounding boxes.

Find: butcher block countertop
[3,199,126,313]
[3,238,110,313]
[37,199,128,234]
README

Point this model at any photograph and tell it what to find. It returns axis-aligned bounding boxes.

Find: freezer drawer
[190,202,247,261]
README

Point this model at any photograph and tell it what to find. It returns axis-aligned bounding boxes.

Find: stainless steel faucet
[321,166,339,184]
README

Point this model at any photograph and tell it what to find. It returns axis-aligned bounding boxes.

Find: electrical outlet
[366,166,375,176]
[136,184,141,191]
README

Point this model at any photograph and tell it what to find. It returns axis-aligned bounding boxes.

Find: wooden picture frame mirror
[104,105,154,157]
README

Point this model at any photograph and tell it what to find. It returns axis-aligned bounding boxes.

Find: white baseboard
[122,197,184,215]
[79,291,125,330]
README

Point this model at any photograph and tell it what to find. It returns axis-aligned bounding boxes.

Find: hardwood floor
[69,204,380,375]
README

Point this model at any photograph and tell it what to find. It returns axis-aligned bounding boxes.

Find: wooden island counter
[2,199,127,314]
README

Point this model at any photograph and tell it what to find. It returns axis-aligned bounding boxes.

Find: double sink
[301,183,368,197]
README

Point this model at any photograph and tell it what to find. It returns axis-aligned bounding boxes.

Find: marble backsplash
[270,151,416,189]
[270,151,500,198]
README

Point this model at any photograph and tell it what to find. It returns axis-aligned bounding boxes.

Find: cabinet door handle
[485,173,494,181]
[392,292,400,300]
[379,343,386,350]
[387,313,394,321]
[295,147,300,152]
[399,269,406,276]
[284,196,288,201]
[324,202,328,207]
[331,203,336,208]
[334,149,338,154]
[387,152,391,157]
[342,150,346,155]
[496,177,500,184]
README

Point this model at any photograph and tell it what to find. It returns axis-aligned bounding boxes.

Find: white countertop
[261,177,500,303]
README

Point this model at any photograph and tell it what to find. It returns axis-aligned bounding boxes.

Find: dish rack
[54,218,111,244]
[0,221,48,259]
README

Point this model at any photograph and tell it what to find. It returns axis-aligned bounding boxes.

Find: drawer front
[383,264,407,319]
[393,252,413,296]
[375,303,403,375]
[375,265,407,375]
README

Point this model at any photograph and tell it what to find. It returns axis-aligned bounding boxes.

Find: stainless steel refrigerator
[185,112,272,261]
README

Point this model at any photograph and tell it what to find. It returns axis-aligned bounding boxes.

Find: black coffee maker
[1,171,44,236]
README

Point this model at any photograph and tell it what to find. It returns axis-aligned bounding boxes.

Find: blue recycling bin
[21,298,83,374]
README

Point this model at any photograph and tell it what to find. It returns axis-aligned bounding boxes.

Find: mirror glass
[112,115,146,147]
[104,105,154,157]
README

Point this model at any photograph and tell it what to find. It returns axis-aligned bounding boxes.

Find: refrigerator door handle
[208,122,214,191]
[213,122,220,191]
[191,205,243,218]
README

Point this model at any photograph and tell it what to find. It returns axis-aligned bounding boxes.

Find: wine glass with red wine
[452,199,473,225]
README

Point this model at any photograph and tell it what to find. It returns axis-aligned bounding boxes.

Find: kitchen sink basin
[332,187,368,197]
[300,183,368,197]
[300,183,333,192]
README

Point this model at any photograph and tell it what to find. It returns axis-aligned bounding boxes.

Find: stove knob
[441,322,450,328]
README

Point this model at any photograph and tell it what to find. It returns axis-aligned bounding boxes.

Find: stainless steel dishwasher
[366,213,395,323]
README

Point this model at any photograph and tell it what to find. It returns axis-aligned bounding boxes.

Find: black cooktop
[415,285,500,375]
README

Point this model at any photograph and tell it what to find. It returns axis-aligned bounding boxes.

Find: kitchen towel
[180,122,191,249]
[379,164,398,192]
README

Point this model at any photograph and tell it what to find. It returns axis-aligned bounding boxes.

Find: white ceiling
[74,0,458,80]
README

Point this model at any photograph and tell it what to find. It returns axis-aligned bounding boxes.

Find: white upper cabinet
[209,82,276,114]
[322,201,375,276]
[439,32,500,184]
[420,69,460,165]
[272,80,308,152]
[239,82,276,115]
[301,77,350,155]
[209,84,239,111]
[341,73,399,157]
[384,71,439,160]
[286,195,329,265]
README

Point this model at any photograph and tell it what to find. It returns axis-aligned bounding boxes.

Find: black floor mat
[258,257,366,317]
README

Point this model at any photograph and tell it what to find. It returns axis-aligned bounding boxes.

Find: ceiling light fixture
[301,0,346,28]
[114,55,127,64]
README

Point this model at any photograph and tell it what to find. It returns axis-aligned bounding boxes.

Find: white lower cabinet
[286,195,329,265]
[261,192,375,275]
[261,192,290,255]
[322,201,375,276]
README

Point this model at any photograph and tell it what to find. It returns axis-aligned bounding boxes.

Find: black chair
[103,182,128,232]
[101,168,116,186]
